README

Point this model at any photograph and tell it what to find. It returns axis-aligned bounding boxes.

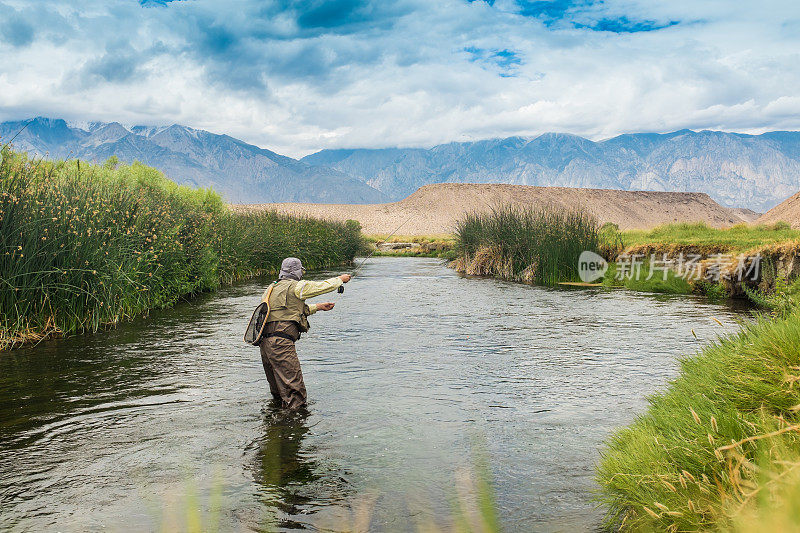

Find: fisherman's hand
[339,274,351,283]
[316,302,335,311]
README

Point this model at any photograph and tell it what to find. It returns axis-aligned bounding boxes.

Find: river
[0,257,748,532]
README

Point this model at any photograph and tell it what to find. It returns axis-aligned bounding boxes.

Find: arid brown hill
[237,183,759,236]
[757,191,800,228]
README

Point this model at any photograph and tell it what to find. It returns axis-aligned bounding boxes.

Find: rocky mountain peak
[0,118,387,204]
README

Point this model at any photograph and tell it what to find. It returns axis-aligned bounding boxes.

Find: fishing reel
[338,285,345,294]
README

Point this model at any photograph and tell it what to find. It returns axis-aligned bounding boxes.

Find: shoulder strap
[256,282,277,341]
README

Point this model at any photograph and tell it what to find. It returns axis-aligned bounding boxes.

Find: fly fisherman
[259,257,351,410]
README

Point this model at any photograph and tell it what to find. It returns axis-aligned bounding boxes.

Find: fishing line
[338,215,413,293]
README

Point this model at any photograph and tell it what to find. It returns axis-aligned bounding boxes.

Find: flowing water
[0,257,749,532]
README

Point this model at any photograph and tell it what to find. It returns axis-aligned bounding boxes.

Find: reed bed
[453,205,603,284]
[0,148,361,350]
[596,308,800,531]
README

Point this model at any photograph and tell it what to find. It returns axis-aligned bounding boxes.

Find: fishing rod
[338,215,413,293]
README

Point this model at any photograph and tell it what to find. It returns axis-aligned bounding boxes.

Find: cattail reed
[454,204,602,284]
[0,147,362,350]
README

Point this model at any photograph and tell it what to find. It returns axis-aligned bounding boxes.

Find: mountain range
[303,131,800,212]
[0,118,386,204]
[3,117,800,211]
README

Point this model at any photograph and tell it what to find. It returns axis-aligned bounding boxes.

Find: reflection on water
[248,410,351,530]
[0,257,750,531]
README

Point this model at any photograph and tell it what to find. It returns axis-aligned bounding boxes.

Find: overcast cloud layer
[0,0,798,157]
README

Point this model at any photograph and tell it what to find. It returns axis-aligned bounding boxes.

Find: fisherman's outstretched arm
[295,277,343,300]
[295,274,351,314]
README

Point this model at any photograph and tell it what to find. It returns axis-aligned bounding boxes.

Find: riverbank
[596,306,800,531]
[447,214,800,306]
[444,209,800,530]
[601,223,800,309]
[595,226,800,532]
[0,149,362,350]
[364,235,456,259]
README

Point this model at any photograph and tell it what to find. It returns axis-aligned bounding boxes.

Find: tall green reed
[454,205,600,284]
[0,148,361,349]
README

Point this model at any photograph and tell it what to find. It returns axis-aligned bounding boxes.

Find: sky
[0,0,799,158]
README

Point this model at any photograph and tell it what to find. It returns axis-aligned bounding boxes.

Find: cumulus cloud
[0,0,798,157]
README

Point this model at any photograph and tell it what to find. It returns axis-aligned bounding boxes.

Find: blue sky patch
[515,0,597,22]
[297,0,364,29]
[576,16,680,33]
[479,0,680,33]
[139,0,184,6]
[1,12,35,47]
[465,47,523,77]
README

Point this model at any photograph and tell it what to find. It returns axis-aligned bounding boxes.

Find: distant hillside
[302,131,800,212]
[0,118,386,204]
[758,190,800,228]
[237,183,758,236]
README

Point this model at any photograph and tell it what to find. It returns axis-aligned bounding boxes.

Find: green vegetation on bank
[0,148,361,350]
[743,275,800,316]
[600,261,694,295]
[623,222,800,253]
[365,234,457,259]
[453,206,609,284]
[596,306,800,532]
[450,214,800,307]
[613,222,800,302]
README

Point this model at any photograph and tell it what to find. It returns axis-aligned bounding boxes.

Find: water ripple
[0,258,749,531]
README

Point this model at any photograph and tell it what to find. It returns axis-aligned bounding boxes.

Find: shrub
[0,148,360,349]
[598,222,626,260]
[771,221,792,231]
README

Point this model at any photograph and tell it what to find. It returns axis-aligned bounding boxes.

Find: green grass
[601,262,693,295]
[363,234,455,243]
[0,148,361,349]
[364,234,456,259]
[454,205,603,284]
[599,222,800,300]
[596,307,800,531]
[623,222,800,252]
[723,464,800,533]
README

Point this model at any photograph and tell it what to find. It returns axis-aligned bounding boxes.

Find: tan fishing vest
[262,279,311,332]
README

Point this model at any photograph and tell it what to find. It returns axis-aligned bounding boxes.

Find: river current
[0,257,748,531]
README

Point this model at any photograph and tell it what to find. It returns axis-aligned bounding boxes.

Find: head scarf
[279,257,305,281]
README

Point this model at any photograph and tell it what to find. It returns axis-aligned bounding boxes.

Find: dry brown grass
[451,245,514,279]
[0,316,62,351]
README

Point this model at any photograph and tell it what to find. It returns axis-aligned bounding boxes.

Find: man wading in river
[259,257,350,409]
